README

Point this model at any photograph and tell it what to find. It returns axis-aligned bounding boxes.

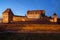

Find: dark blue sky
[0,0,60,18]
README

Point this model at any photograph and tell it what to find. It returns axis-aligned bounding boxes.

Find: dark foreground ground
[0,23,60,40]
[0,32,60,40]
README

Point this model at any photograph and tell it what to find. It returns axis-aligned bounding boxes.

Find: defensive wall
[0,24,60,33]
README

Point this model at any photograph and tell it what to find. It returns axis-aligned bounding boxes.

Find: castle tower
[2,8,14,23]
[26,10,45,19]
[52,13,57,22]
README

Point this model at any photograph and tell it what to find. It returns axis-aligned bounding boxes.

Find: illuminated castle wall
[2,8,57,23]
[26,10,45,19]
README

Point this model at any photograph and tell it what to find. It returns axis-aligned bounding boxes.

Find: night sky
[0,0,60,18]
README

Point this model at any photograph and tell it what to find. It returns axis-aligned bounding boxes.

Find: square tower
[2,8,14,23]
[26,10,45,19]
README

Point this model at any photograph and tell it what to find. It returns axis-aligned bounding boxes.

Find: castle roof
[14,15,26,18]
[3,8,14,15]
[3,8,11,13]
[53,13,57,15]
[28,10,45,11]
[27,10,45,14]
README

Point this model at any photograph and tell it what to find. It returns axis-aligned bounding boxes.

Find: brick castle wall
[0,24,60,33]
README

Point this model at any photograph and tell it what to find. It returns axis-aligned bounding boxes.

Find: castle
[2,8,57,23]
